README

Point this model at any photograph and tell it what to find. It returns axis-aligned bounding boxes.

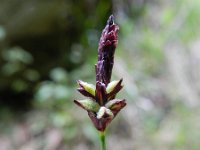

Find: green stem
[99,131,106,150]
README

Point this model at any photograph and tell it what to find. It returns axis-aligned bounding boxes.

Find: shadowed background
[0,0,200,149]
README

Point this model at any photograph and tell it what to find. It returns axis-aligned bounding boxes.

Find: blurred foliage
[0,0,114,149]
[0,0,200,149]
[0,0,113,110]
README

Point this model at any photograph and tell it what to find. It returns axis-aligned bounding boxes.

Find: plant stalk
[99,131,106,150]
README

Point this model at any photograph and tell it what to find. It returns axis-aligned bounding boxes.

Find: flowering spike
[96,15,119,85]
[74,15,126,132]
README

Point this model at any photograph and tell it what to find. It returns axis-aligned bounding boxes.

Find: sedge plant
[74,15,126,150]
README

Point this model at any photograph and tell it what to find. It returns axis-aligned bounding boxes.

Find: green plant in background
[74,15,126,150]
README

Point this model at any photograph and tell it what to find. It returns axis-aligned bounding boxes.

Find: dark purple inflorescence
[74,15,126,131]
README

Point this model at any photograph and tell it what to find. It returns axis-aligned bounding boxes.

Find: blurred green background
[1,0,200,149]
